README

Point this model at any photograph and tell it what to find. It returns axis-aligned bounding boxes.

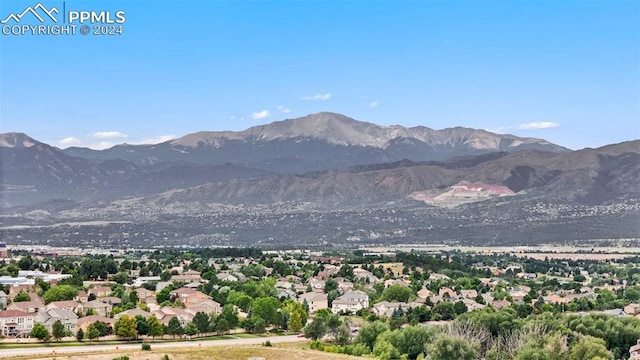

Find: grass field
[2,342,361,360]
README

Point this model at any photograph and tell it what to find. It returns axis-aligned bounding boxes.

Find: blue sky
[1,0,638,150]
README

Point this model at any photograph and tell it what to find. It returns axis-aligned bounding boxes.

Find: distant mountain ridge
[1,113,636,211]
[61,112,569,171]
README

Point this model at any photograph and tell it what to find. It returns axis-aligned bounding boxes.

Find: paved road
[0,335,305,358]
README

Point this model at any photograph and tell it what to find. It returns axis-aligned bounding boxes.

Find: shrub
[161,355,171,360]
[141,343,151,351]
[263,339,273,347]
[112,357,130,360]
[310,340,324,350]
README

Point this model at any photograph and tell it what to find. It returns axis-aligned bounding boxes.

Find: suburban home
[169,288,212,306]
[0,291,7,308]
[331,290,370,314]
[371,301,418,318]
[99,296,122,306]
[0,309,34,338]
[625,303,640,316]
[171,269,203,282]
[7,299,46,314]
[46,300,82,313]
[438,287,457,299]
[184,298,222,316]
[88,286,112,298]
[35,308,78,334]
[630,339,640,359]
[216,272,239,282]
[429,273,450,281]
[135,287,155,303]
[416,288,433,299]
[82,300,113,317]
[298,292,328,313]
[460,289,478,299]
[114,308,151,320]
[353,268,380,283]
[152,306,193,326]
[76,315,114,332]
[492,299,511,311]
[75,290,89,304]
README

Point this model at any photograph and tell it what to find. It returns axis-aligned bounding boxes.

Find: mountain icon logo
[1,3,59,24]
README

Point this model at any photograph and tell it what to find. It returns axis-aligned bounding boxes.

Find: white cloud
[91,141,116,150]
[365,101,378,108]
[251,110,271,120]
[277,105,291,114]
[228,115,236,120]
[135,135,176,145]
[89,131,128,139]
[517,122,560,130]
[301,93,332,101]
[59,137,82,146]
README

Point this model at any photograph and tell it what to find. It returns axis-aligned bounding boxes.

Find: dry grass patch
[4,344,362,360]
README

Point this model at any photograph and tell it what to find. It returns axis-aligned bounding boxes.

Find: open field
[1,342,356,360]
[360,244,640,259]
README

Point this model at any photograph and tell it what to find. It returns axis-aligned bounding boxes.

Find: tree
[13,291,31,302]
[135,315,149,337]
[76,328,84,342]
[167,316,183,339]
[43,285,78,304]
[381,285,414,303]
[252,317,267,334]
[93,321,109,337]
[427,334,477,360]
[355,321,389,351]
[192,311,210,335]
[52,320,65,341]
[213,317,230,336]
[251,297,280,327]
[114,314,138,341]
[454,301,468,315]
[335,323,351,346]
[147,315,164,341]
[30,323,50,341]
[86,323,100,342]
[184,322,198,339]
[304,317,327,340]
[128,289,139,306]
[219,304,239,330]
[568,335,613,360]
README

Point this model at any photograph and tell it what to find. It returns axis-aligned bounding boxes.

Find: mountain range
[1,112,638,248]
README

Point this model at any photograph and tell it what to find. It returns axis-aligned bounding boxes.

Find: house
[371,301,418,318]
[47,300,82,313]
[135,288,155,303]
[152,306,194,326]
[625,303,640,316]
[170,288,212,306]
[308,278,325,291]
[82,300,113,317]
[492,299,511,311]
[429,273,450,281]
[216,273,239,282]
[0,310,34,338]
[75,290,89,304]
[88,286,112,298]
[35,308,78,334]
[298,292,328,313]
[353,268,379,283]
[460,289,478,299]
[0,291,7,308]
[76,315,114,332]
[171,269,203,282]
[114,308,150,320]
[417,288,433,299]
[277,289,297,300]
[331,290,369,314]
[185,299,222,316]
[7,300,46,314]
[461,298,486,311]
[630,339,640,359]
[99,296,122,306]
[384,279,410,288]
[438,287,457,299]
